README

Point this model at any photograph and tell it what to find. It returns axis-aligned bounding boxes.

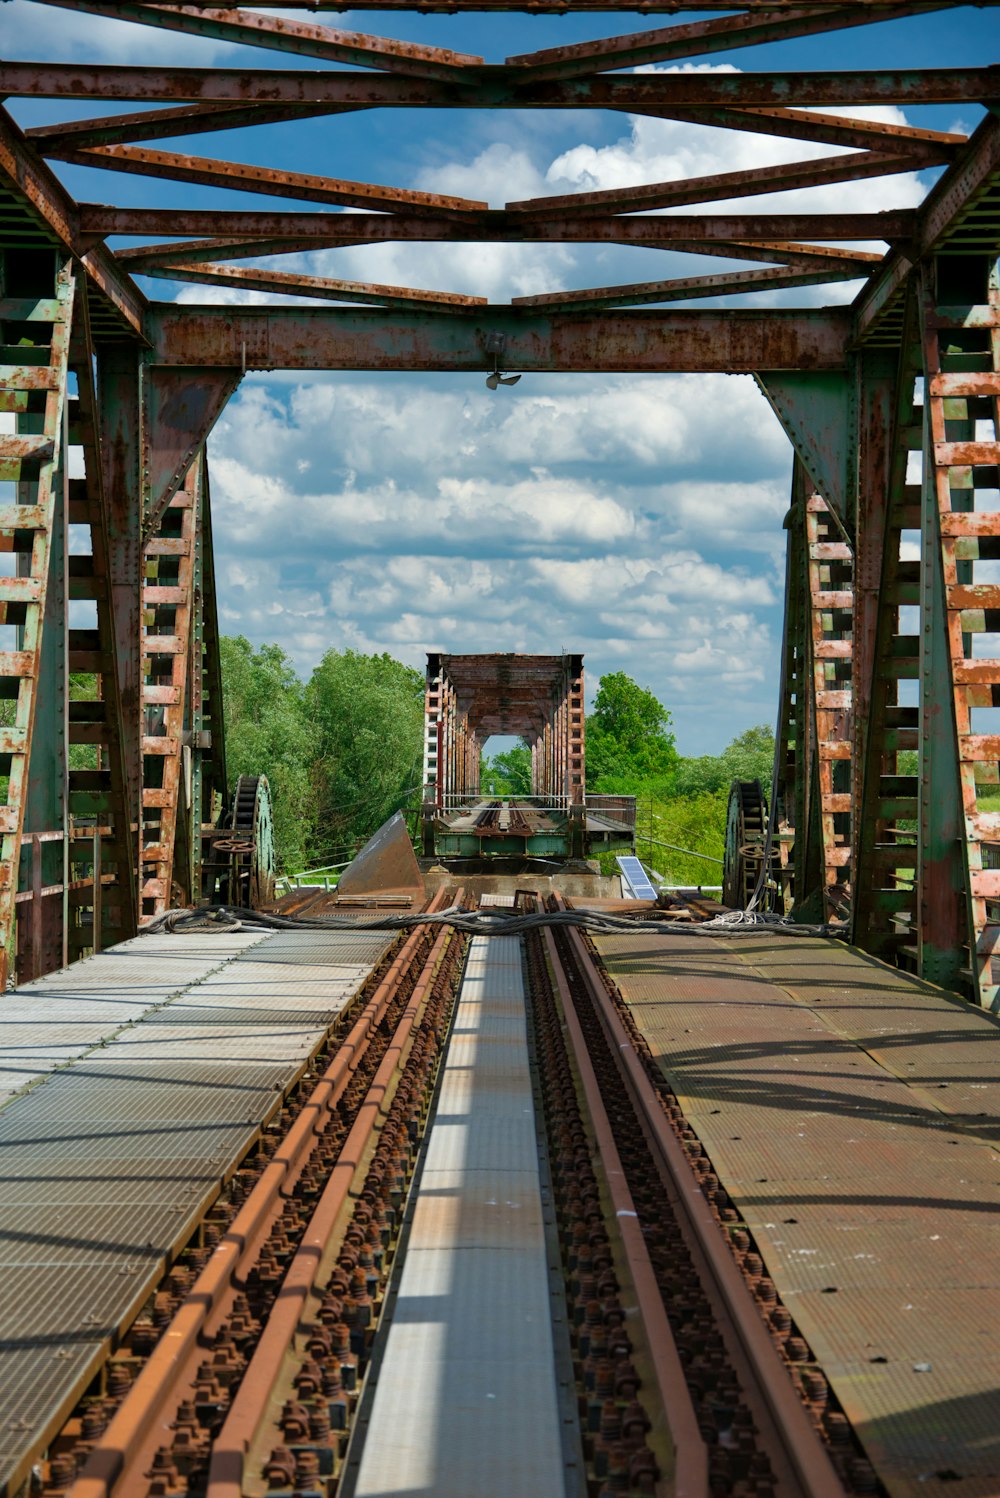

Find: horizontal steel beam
[48,144,487,215]
[506,3,949,77]
[142,261,489,312]
[508,150,930,216]
[4,62,995,110]
[148,303,851,372]
[30,0,951,81]
[511,262,869,310]
[30,0,485,79]
[26,99,964,158]
[26,101,368,151]
[85,206,915,242]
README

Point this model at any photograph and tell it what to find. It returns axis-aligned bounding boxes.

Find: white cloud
[200,366,791,747]
[1,1,240,61]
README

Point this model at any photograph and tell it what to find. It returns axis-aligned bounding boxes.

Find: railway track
[23,892,933,1498]
[473,799,536,835]
[536,894,864,1498]
[30,893,463,1498]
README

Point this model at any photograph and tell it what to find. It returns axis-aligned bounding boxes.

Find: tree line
[220,637,424,873]
[220,640,774,879]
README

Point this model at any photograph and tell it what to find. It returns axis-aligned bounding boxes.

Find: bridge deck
[0,925,396,1498]
[591,927,1000,1498]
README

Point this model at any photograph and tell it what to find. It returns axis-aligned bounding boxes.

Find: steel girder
[773,256,1000,1010]
[422,654,585,855]
[0,248,231,976]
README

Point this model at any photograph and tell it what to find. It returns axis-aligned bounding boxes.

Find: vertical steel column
[805,492,855,915]
[917,256,1000,1007]
[422,657,441,852]
[568,656,585,856]
[853,302,922,963]
[98,344,143,836]
[185,457,206,904]
[17,272,69,978]
[774,466,824,916]
[138,459,198,921]
[65,284,139,958]
[0,260,73,986]
[568,657,585,805]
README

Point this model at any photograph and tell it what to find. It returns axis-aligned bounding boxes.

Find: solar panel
[616,856,658,901]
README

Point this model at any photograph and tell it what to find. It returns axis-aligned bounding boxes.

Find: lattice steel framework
[0,1,998,1001]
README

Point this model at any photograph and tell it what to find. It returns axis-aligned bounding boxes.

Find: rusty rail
[69,888,453,1498]
[205,913,460,1498]
[536,917,708,1496]
[548,892,848,1498]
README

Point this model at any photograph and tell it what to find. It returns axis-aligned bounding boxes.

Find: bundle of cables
[142,904,845,940]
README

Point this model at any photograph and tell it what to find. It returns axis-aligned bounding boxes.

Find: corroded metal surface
[336,810,425,901]
[594,929,1000,1491]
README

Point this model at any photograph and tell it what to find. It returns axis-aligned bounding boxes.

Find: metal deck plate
[593,929,1000,1492]
[352,935,569,1498]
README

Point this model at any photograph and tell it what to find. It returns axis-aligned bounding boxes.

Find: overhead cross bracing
[0,0,996,349]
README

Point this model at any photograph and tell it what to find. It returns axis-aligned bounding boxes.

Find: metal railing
[15,822,111,981]
[585,794,637,829]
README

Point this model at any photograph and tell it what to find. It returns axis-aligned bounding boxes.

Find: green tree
[670,724,775,798]
[481,743,532,796]
[306,650,424,860]
[586,671,677,788]
[220,636,316,872]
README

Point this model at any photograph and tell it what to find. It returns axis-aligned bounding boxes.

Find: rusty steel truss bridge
[0,0,999,1002]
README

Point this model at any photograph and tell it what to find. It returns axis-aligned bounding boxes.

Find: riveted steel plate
[143,1005,348,1027]
[731,1177,996,1228]
[0,1024,122,1060]
[0,1063,48,1108]
[741,1215,1000,1294]
[406,1177,545,1251]
[0,1341,108,1498]
[593,927,1000,1492]
[884,1477,1000,1498]
[785,1286,1000,1374]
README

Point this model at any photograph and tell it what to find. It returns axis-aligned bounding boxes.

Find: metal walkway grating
[0,924,396,1497]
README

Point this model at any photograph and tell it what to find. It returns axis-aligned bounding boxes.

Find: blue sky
[4,3,998,752]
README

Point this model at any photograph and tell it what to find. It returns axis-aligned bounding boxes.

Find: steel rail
[69,888,450,1498]
[539,919,709,1498]
[551,893,847,1498]
[204,913,460,1498]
